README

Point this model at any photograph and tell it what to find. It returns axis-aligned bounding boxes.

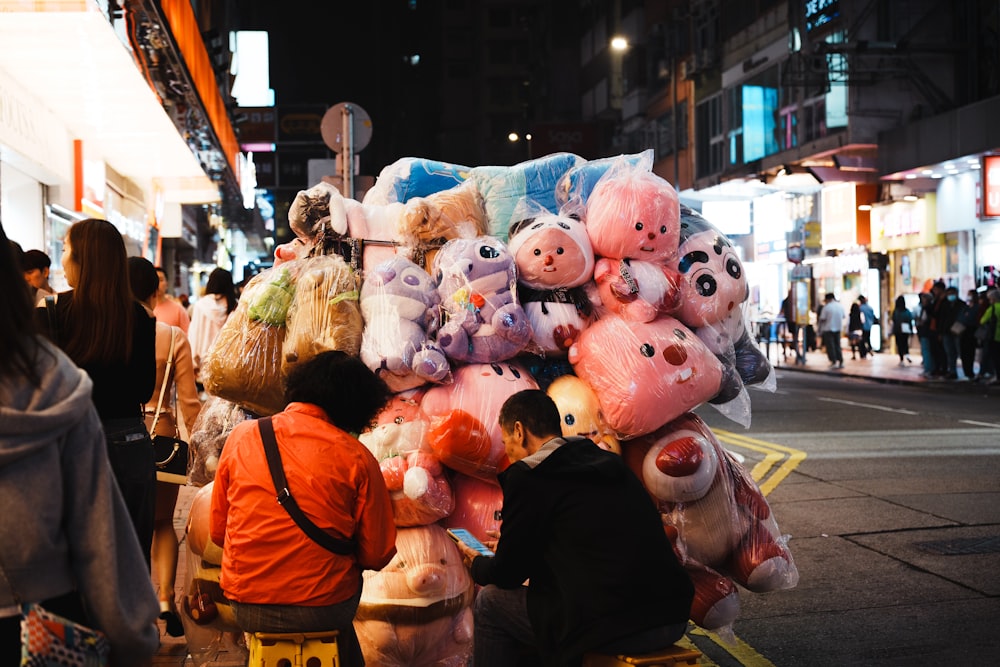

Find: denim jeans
[942,333,960,374]
[919,335,934,374]
[472,585,537,667]
[231,588,364,667]
[822,331,843,363]
[102,418,156,565]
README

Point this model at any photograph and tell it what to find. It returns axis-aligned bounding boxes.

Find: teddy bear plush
[282,254,364,376]
[420,359,538,482]
[507,211,596,356]
[568,313,724,439]
[358,389,455,527]
[584,162,683,322]
[360,256,451,392]
[431,236,532,364]
[623,412,799,632]
[354,524,475,667]
[399,180,489,271]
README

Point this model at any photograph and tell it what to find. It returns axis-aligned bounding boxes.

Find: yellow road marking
[680,430,807,665]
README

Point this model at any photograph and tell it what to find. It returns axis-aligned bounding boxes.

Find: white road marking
[816,396,919,414]
[958,419,1000,429]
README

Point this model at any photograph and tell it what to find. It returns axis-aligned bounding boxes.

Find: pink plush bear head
[355,524,475,666]
[420,360,538,482]
[440,472,504,544]
[585,168,681,264]
[568,314,724,439]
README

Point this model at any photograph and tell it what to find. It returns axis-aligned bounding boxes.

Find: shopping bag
[20,602,109,667]
[153,434,189,484]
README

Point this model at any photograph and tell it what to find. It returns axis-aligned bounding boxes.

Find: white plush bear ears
[287,181,358,240]
[506,209,595,289]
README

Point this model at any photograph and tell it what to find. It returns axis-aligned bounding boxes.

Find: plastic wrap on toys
[439,472,504,544]
[202,265,298,416]
[359,391,455,527]
[360,256,451,393]
[363,156,472,206]
[568,314,724,440]
[623,412,799,633]
[180,484,247,666]
[399,180,489,271]
[354,524,475,667]
[554,149,654,209]
[507,207,596,356]
[420,360,538,482]
[432,236,532,364]
[467,152,585,241]
[282,254,364,376]
[545,374,621,454]
[187,395,253,487]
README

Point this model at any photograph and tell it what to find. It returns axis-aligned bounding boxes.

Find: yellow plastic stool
[247,630,340,667]
[582,643,702,667]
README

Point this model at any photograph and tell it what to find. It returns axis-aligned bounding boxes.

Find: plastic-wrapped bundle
[398,180,489,271]
[363,156,472,206]
[282,254,364,376]
[187,395,253,487]
[623,412,799,635]
[202,264,300,416]
[354,524,475,666]
[545,374,621,454]
[568,314,724,440]
[359,390,455,527]
[439,472,503,545]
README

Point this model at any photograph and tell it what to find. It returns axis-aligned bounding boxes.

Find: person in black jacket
[456,390,694,667]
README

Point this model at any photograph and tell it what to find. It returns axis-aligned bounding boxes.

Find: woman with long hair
[890,295,914,365]
[129,257,202,637]
[188,267,237,383]
[1,222,160,665]
[37,219,157,560]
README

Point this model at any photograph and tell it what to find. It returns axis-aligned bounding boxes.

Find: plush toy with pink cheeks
[568,313,724,439]
[507,212,596,355]
[359,390,455,527]
[440,472,504,545]
[432,236,532,364]
[360,256,451,393]
[584,164,682,322]
[420,360,538,482]
[623,412,799,632]
[545,374,621,454]
[672,206,773,421]
[354,524,475,667]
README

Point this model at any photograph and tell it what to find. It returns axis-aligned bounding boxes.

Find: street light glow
[611,36,629,51]
[508,132,519,142]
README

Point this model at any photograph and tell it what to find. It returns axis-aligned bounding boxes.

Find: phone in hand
[447,528,494,557]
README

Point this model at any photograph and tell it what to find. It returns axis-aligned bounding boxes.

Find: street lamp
[611,35,629,51]
[508,131,533,160]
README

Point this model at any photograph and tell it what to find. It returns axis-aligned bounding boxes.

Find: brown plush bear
[399,181,489,270]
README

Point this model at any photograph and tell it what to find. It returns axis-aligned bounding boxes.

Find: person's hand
[483,530,500,552]
[456,541,482,568]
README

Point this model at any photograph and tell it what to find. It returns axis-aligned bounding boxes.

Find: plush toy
[439,472,504,545]
[187,395,253,487]
[507,212,596,355]
[359,390,455,527]
[623,412,799,631]
[360,256,451,392]
[363,156,472,205]
[282,254,364,376]
[183,483,239,633]
[673,205,773,407]
[399,180,489,271]
[420,359,538,482]
[554,149,653,209]
[432,236,532,364]
[585,163,682,322]
[568,313,724,439]
[467,152,585,240]
[545,374,621,454]
[273,237,312,266]
[354,524,475,667]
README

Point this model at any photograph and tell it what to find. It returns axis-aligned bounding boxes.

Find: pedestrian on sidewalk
[890,295,914,365]
[858,295,878,358]
[928,281,949,376]
[847,301,864,360]
[939,286,964,380]
[979,289,1000,385]
[916,292,935,377]
[818,293,845,368]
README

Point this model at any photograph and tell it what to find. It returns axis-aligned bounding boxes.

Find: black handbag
[150,329,190,484]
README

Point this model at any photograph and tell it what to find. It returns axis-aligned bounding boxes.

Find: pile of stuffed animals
[183,149,796,666]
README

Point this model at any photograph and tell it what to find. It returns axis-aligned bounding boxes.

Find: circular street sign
[321,102,373,153]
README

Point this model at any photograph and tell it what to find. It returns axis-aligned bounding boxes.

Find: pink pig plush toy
[585,162,682,322]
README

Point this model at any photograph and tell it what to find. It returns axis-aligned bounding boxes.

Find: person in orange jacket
[210,351,397,667]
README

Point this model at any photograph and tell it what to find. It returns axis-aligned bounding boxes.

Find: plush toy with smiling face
[360,256,451,392]
[507,212,596,355]
[568,313,724,439]
[432,236,532,364]
[622,412,799,632]
[584,164,682,322]
[545,373,621,454]
[354,524,475,667]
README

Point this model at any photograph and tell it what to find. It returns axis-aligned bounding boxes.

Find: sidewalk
[758,338,998,389]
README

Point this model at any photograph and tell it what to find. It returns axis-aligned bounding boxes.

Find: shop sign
[872,201,923,239]
[805,0,840,33]
[820,182,857,248]
[983,155,1000,218]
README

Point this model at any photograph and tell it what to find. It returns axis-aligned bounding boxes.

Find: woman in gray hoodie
[0,225,160,665]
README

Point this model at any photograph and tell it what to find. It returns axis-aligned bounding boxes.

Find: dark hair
[0,224,44,384]
[61,219,135,365]
[22,249,51,271]
[128,257,159,302]
[895,295,906,309]
[498,389,562,438]
[824,292,835,301]
[283,351,392,433]
[204,267,238,314]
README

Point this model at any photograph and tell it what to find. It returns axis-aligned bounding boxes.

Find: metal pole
[341,104,355,199]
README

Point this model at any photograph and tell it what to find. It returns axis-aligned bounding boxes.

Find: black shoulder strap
[257,416,357,556]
